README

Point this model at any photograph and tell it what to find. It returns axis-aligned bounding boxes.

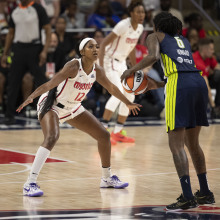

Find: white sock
[27,146,50,184]
[113,123,123,134]
[102,167,112,179]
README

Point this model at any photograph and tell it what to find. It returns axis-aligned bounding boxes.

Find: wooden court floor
[0,124,220,219]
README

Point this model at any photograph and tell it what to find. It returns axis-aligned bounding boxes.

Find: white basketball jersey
[56,58,96,107]
[105,18,143,62]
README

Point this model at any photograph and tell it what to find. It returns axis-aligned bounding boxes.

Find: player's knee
[99,128,110,142]
[44,132,60,147]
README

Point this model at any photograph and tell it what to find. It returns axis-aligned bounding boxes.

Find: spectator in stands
[86,0,121,29]
[193,38,220,118]
[0,0,8,30]
[183,13,206,39]
[0,0,51,125]
[152,0,184,25]
[93,29,105,50]
[186,27,199,52]
[61,1,85,29]
[55,16,77,62]
[45,32,66,79]
[76,0,98,17]
[110,1,125,18]
[36,0,60,27]
[7,0,18,14]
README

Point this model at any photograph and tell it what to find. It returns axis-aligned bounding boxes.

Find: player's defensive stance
[17,38,141,197]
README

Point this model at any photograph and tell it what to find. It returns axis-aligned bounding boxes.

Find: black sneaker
[166,194,199,211]
[194,190,215,204]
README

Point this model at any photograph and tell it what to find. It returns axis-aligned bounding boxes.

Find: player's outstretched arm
[121,33,161,82]
[16,60,79,112]
[96,66,142,115]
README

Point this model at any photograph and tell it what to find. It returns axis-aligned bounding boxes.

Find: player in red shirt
[193,38,220,118]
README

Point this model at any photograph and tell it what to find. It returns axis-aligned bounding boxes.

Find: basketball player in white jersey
[99,0,145,144]
[17,38,141,197]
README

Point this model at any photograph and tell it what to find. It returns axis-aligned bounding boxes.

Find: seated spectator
[61,1,85,29]
[55,16,77,61]
[45,32,66,79]
[0,0,8,30]
[183,13,206,39]
[36,0,60,27]
[92,29,105,52]
[152,0,184,25]
[86,0,121,29]
[186,27,199,52]
[6,0,18,16]
[76,0,98,17]
[193,38,220,118]
[110,1,125,18]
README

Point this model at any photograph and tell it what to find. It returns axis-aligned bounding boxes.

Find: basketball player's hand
[39,51,47,66]
[126,103,142,115]
[121,69,133,83]
[16,98,33,113]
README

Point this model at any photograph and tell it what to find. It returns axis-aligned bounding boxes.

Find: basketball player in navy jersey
[121,12,215,210]
[17,38,141,197]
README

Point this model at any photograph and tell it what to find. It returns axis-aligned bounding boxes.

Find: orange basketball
[122,70,148,95]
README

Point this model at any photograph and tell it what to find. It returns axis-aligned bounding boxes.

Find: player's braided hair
[39,87,57,120]
[127,0,144,16]
[153,12,182,36]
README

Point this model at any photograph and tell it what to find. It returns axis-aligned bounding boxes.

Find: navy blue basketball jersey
[159,33,200,77]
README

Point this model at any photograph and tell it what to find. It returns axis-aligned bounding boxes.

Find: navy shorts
[165,72,209,131]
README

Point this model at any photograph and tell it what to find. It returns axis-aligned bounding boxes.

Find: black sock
[197,173,210,194]
[180,175,193,200]
[116,121,124,125]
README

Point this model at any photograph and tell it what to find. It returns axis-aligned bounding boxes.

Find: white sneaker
[100,175,129,189]
[23,183,44,197]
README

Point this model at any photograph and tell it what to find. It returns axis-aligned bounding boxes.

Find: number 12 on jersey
[74,92,85,102]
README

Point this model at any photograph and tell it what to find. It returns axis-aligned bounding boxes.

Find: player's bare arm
[96,65,141,115]
[16,60,79,112]
[128,48,136,66]
[121,33,161,82]
[98,32,118,67]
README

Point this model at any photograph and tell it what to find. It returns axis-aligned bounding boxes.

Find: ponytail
[39,87,57,120]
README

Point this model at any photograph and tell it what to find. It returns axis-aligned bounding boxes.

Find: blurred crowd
[0,0,220,125]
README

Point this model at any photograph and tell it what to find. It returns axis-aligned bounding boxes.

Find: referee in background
[1,0,51,125]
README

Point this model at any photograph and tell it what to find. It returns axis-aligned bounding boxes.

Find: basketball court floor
[0,115,220,219]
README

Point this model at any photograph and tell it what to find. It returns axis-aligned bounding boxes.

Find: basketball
[122,70,148,95]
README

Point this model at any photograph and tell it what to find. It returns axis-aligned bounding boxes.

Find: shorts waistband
[57,103,65,109]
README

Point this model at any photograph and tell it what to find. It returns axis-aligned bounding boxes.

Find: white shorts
[37,94,85,124]
[104,56,127,85]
